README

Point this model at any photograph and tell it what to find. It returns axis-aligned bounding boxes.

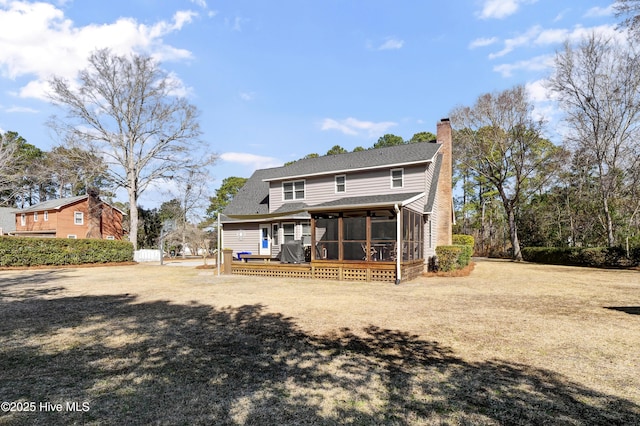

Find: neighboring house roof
[0,207,16,233]
[15,195,88,213]
[223,142,443,219]
[15,195,125,215]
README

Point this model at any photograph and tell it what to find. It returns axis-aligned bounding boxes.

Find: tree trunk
[504,202,523,261]
[127,172,139,250]
[602,194,615,247]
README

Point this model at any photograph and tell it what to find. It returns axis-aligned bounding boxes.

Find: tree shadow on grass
[1,294,638,425]
[605,306,640,315]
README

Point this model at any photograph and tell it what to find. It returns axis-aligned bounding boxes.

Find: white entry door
[259,225,271,255]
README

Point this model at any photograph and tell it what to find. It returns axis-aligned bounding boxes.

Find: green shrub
[451,235,474,268]
[521,246,639,268]
[435,246,463,272]
[0,237,133,267]
[435,244,473,272]
[452,234,475,248]
[457,244,473,268]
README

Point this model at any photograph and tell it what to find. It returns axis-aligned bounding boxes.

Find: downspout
[217,212,221,277]
[394,204,401,285]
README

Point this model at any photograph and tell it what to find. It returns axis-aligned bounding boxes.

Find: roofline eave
[262,158,435,182]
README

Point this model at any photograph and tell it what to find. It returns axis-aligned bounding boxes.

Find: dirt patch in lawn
[1,259,639,425]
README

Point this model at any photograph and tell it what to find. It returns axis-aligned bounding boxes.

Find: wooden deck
[230,259,425,283]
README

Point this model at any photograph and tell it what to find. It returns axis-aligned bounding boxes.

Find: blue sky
[0,0,621,209]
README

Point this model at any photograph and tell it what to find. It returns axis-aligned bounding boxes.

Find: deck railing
[230,259,425,283]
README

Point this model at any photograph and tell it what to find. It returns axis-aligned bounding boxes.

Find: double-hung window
[34,212,38,222]
[283,180,305,200]
[74,211,84,225]
[282,223,295,243]
[335,175,346,193]
[391,168,404,188]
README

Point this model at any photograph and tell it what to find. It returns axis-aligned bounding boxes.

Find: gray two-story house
[220,118,453,282]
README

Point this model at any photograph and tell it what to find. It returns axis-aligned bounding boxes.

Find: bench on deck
[239,254,274,263]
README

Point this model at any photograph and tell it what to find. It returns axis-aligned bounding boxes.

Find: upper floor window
[391,168,404,188]
[34,212,38,222]
[74,211,84,225]
[44,211,49,221]
[283,180,305,200]
[20,213,26,226]
[335,175,346,193]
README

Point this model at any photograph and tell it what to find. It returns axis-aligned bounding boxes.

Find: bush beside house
[0,237,133,267]
[435,234,475,272]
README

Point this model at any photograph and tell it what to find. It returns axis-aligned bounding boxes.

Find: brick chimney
[85,189,103,239]
[435,118,453,246]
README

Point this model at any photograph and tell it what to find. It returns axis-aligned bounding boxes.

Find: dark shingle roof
[306,193,423,211]
[17,195,88,213]
[223,142,442,217]
[424,153,443,214]
[222,168,277,216]
[262,142,441,181]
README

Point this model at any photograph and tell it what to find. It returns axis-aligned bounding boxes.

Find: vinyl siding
[221,223,261,257]
[269,164,428,213]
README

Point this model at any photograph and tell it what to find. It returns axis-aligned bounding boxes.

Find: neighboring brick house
[13,193,125,240]
[220,119,454,280]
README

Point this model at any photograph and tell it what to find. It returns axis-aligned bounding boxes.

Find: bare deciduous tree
[0,132,19,205]
[48,48,215,249]
[546,33,640,247]
[615,0,640,38]
[451,86,564,261]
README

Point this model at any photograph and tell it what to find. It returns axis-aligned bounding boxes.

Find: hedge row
[0,237,134,267]
[521,246,640,268]
[435,234,475,272]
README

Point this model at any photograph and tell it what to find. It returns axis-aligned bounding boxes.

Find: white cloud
[477,0,537,20]
[488,23,620,61]
[226,16,248,31]
[378,37,404,50]
[190,0,207,8]
[0,1,196,100]
[584,5,614,18]
[4,105,39,113]
[321,117,397,137]
[220,152,282,170]
[489,25,541,58]
[493,54,553,77]
[239,91,255,101]
[469,37,499,49]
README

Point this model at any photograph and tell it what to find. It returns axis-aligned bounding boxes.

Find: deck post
[222,249,233,275]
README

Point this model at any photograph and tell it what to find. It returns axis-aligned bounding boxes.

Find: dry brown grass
[0,259,639,425]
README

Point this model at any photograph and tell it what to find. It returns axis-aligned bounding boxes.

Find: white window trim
[282,222,296,243]
[106,235,115,240]
[74,211,84,225]
[67,234,77,239]
[20,213,26,226]
[44,211,48,221]
[272,223,279,247]
[335,174,346,193]
[34,212,38,222]
[391,168,404,188]
[282,179,306,201]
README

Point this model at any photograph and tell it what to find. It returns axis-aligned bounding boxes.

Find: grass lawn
[0,259,639,425]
